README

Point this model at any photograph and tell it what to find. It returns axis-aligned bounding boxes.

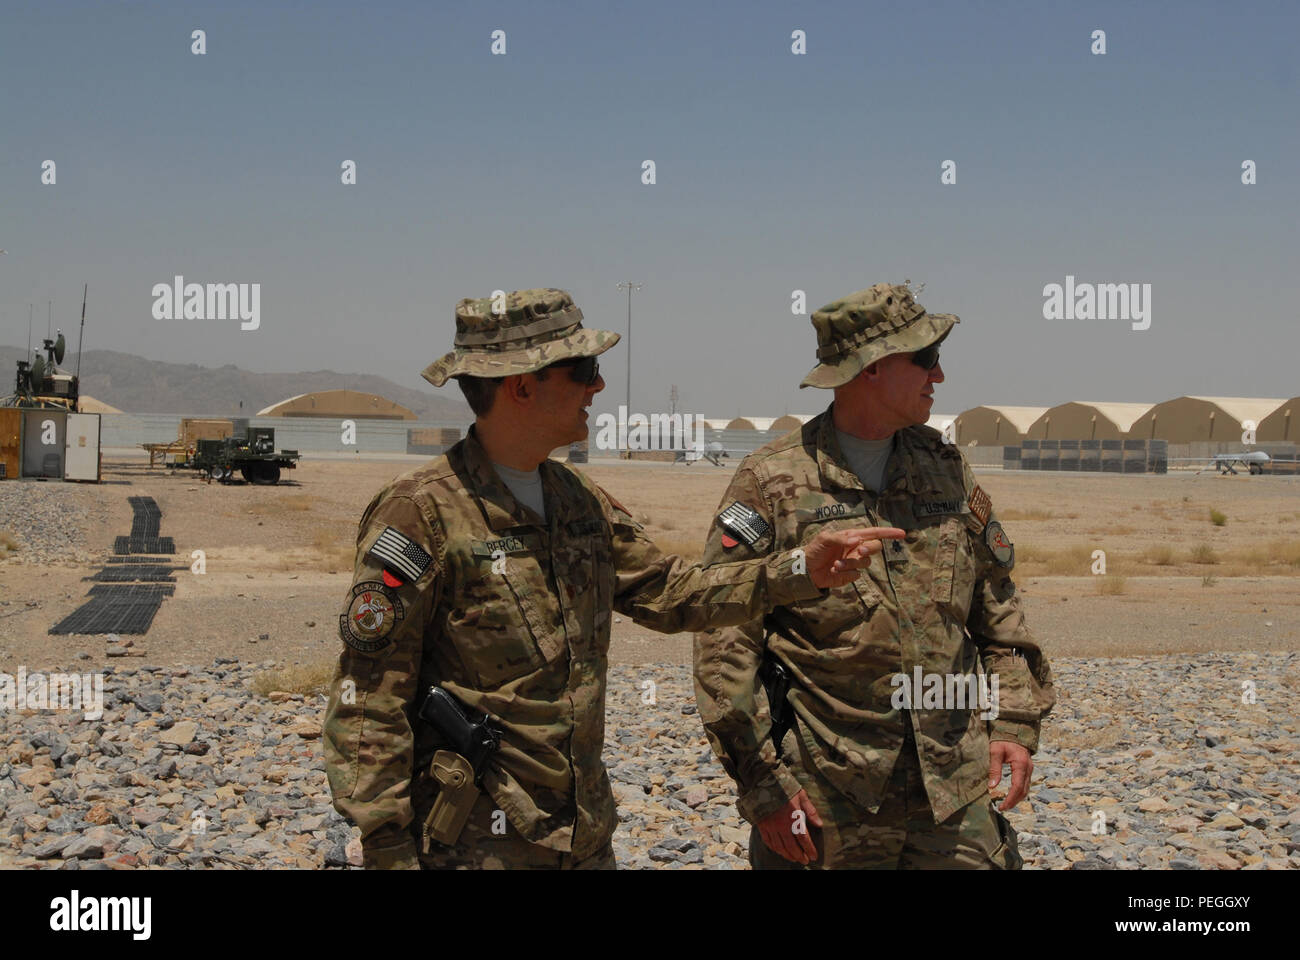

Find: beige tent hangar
[1028,401,1155,440]
[770,414,816,432]
[257,390,416,420]
[77,395,122,414]
[1128,396,1286,442]
[1258,397,1300,442]
[725,416,778,431]
[952,405,1047,446]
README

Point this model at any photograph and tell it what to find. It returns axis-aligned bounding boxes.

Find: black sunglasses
[911,344,941,370]
[548,356,601,385]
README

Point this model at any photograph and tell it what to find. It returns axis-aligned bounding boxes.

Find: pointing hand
[803,526,907,589]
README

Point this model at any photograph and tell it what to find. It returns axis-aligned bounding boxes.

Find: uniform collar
[460,424,548,531]
[815,403,915,497]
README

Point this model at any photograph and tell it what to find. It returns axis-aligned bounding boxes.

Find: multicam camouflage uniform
[693,284,1056,869]
[322,289,825,870]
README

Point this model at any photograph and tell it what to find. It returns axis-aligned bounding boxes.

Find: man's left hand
[988,740,1033,811]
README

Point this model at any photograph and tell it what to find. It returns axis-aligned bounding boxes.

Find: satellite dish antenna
[30,354,45,385]
[54,332,66,365]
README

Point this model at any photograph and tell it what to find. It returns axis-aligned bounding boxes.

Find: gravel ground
[0,481,108,566]
[0,654,1296,870]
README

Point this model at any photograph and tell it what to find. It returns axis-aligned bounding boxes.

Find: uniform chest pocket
[788,515,884,646]
[449,546,566,687]
[929,516,978,625]
[553,531,616,647]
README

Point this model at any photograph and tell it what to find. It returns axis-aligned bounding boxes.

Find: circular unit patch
[984,521,1015,568]
[340,580,405,653]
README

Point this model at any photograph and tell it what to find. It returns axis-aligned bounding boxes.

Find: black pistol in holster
[760,613,802,761]
[417,685,502,851]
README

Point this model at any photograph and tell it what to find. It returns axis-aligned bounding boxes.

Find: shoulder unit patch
[984,520,1015,568]
[340,581,405,653]
[717,501,770,548]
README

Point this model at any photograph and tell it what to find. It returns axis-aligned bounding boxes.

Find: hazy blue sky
[3,0,1297,420]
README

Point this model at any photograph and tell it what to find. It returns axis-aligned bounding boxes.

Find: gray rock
[33,835,75,859]
[63,835,107,860]
[324,842,350,867]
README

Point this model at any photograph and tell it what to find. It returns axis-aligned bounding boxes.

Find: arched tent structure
[1127,396,1286,442]
[770,414,816,432]
[725,416,778,432]
[952,406,1047,446]
[925,413,960,438]
[77,395,122,414]
[1028,401,1155,440]
[257,390,417,420]
[700,418,733,432]
[1259,398,1300,442]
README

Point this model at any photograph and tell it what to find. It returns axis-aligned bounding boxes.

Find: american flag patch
[967,485,993,527]
[368,526,432,583]
[717,501,770,546]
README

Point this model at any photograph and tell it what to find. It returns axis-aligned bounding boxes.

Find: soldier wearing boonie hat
[798,282,959,389]
[694,282,1056,870]
[421,288,621,387]
[322,287,898,870]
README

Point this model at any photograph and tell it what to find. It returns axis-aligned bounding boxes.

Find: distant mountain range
[0,345,470,421]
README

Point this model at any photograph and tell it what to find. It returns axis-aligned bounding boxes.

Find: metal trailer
[176,425,301,484]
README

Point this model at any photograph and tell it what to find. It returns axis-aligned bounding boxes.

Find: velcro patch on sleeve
[367,526,433,583]
[717,501,770,547]
[469,534,538,556]
[340,581,405,654]
[967,485,993,527]
[984,520,1015,568]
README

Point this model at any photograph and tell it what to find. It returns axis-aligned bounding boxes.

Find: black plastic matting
[86,584,175,598]
[49,585,175,636]
[113,536,175,555]
[105,556,174,564]
[88,566,177,582]
[128,496,162,537]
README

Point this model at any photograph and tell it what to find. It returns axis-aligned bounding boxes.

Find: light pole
[615,281,641,444]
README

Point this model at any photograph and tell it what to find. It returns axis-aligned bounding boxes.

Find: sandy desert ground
[2,451,1299,871]
[2,450,1299,670]
[4,451,1300,668]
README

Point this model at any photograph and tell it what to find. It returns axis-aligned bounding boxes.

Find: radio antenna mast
[76,284,87,381]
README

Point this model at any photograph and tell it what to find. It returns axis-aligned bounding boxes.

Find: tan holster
[421,750,478,852]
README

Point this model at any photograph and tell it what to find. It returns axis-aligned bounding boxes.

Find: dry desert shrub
[1143,545,1175,566]
[250,659,335,698]
[1209,508,1227,526]
[998,508,1056,521]
[0,531,19,557]
[311,529,355,573]
[274,529,354,572]
[1014,543,1097,575]
[1190,544,1220,565]
[1094,575,1127,595]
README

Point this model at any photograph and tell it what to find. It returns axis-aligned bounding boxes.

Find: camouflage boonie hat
[800,283,959,389]
[422,288,620,387]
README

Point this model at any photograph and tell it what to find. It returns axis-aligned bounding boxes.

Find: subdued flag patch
[368,526,432,583]
[967,485,993,527]
[717,501,770,547]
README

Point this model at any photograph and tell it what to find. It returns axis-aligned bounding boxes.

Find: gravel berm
[1,654,1297,869]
